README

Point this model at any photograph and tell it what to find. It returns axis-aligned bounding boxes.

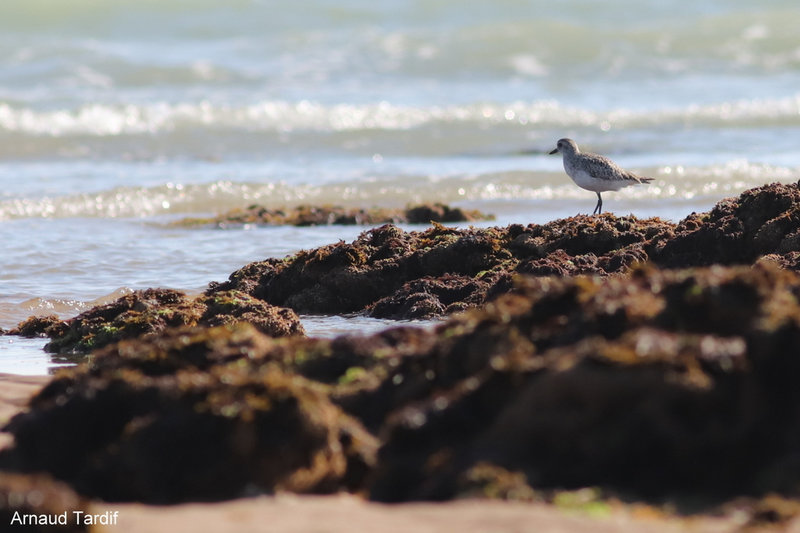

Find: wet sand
[0,373,48,450]
[94,493,742,533]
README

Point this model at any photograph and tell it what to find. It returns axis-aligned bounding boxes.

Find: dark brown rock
[174,203,493,228]
[367,275,491,319]
[7,315,67,338]
[6,263,800,509]
[655,182,800,267]
[367,263,800,503]
[1,324,376,503]
[204,183,800,319]
[209,216,671,318]
[208,223,494,314]
[508,214,673,259]
[10,288,304,355]
[196,291,305,337]
[404,204,488,224]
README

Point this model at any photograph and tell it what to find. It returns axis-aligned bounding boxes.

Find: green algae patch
[553,488,613,518]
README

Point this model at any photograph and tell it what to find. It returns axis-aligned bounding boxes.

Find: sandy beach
[93,494,742,533]
[0,373,47,450]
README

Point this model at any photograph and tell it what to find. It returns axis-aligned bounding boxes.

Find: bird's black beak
[548,148,558,155]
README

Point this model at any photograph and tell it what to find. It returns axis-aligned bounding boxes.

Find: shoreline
[4,184,800,530]
[10,182,800,359]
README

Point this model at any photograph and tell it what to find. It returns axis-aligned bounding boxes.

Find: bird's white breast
[563,163,632,192]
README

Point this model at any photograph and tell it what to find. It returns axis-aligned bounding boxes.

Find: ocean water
[1,0,799,374]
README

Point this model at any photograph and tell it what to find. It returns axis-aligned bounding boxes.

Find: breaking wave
[1,161,796,220]
[1,97,799,138]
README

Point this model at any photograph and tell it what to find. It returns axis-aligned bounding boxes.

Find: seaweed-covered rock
[404,204,488,224]
[1,324,376,503]
[10,288,303,354]
[6,264,800,508]
[175,203,493,228]
[196,292,303,337]
[366,275,493,319]
[7,315,67,339]
[204,183,800,319]
[7,182,800,509]
[508,214,672,260]
[210,216,673,317]
[368,263,800,502]
[655,182,800,267]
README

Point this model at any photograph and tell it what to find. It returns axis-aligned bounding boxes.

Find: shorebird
[549,138,653,214]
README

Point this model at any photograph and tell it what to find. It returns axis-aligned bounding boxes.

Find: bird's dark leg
[593,192,602,215]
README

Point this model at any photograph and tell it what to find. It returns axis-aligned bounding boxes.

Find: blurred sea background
[1,0,799,373]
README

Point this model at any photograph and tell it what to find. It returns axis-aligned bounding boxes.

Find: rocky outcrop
[174,203,494,228]
[5,263,800,509]
[15,182,800,355]
[368,263,800,501]
[9,289,303,354]
[208,215,674,317]
[656,183,800,267]
[207,183,800,319]
[1,324,376,503]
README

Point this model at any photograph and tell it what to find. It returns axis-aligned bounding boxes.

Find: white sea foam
[1,96,799,139]
[1,163,795,220]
